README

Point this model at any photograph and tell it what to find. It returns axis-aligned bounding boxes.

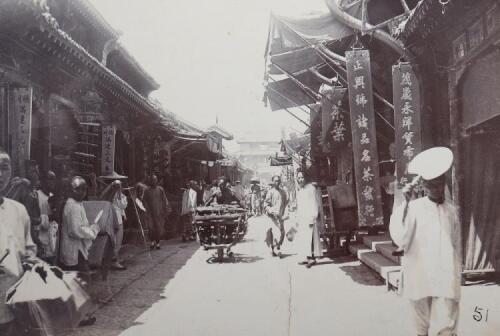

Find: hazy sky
[88,0,308,146]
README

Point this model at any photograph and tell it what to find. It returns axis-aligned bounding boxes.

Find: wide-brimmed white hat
[407,147,453,180]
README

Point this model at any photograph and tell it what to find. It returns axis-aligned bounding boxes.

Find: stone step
[359,251,401,280]
[348,243,371,259]
[375,242,401,265]
[361,234,392,250]
[387,269,402,291]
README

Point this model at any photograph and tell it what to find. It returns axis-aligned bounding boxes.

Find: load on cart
[194,205,248,262]
[194,177,249,262]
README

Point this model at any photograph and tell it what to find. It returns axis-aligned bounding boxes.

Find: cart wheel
[217,247,224,262]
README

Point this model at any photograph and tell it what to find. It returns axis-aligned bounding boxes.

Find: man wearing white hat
[390,147,462,336]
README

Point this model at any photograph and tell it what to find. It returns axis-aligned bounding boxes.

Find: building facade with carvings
[399,0,500,274]
[0,0,221,193]
[0,0,164,185]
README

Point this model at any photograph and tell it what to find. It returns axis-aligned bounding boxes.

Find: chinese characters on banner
[11,88,32,176]
[320,86,349,153]
[101,125,116,175]
[392,63,422,186]
[346,49,384,227]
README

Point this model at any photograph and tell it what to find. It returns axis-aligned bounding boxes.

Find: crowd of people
[0,145,248,334]
[0,144,464,336]
[256,148,462,336]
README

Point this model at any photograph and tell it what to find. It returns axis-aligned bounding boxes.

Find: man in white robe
[181,181,198,241]
[295,171,322,268]
[390,148,461,336]
[0,148,37,335]
[60,177,100,271]
[264,175,288,257]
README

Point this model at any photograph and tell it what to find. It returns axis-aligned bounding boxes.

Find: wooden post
[448,69,464,266]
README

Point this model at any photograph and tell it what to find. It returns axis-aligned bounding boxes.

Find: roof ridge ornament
[351,33,365,50]
[439,0,450,15]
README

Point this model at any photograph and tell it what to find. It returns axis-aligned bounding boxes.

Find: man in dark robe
[143,174,170,250]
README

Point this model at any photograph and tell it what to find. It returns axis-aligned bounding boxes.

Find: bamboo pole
[271,62,322,101]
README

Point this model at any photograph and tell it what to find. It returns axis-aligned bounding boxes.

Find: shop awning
[266,0,361,57]
[264,2,362,112]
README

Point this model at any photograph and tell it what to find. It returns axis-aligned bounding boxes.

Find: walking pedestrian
[390,147,461,336]
[295,170,322,268]
[181,180,197,241]
[143,174,170,249]
[0,148,37,336]
[36,170,59,264]
[250,183,261,216]
[100,180,128,270]
[17,160,42,254]
[59,175,99,327]
[264,175,288,258]
[59,176,100,273]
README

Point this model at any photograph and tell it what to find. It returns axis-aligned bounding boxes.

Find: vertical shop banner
[320,86,349,152]
[346,49,384,227]
[11,88,33,176]
[392,63,422,186]
[153,136,161,174]
[101,125,116,175]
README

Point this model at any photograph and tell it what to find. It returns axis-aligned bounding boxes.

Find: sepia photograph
[0,0,500,335]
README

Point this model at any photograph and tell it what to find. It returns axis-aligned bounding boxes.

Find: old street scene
[2,0,500,335]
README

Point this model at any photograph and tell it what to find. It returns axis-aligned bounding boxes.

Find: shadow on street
[67,240,199,336]
[339,264,385,287]
[205,252,264,264]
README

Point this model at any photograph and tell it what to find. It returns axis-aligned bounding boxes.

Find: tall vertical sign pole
[101,124,116,175]
[392,63,422,186]
[11,87,32,176]
[346,49,384,227]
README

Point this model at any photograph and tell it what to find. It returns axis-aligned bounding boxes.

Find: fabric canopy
[264,2,361,112]
[266,71,320,111]
[267,0,361,57]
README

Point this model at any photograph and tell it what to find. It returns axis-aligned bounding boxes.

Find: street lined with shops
[68,215,401,336]
[65,215,500,336]
[2,1,500,335]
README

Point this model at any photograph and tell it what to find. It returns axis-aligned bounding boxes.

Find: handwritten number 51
[473,306,488,322]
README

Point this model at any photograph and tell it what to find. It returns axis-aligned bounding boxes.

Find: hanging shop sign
[392,63,422,186]
[207,134,221,153]
[152,136,161,174]
[346,49,384,227]
[101,124,116,175]
[10,87,33,176]
[320,86,349,153]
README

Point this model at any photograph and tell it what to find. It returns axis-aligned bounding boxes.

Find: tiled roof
[207,125,234,140]
[398,0,459,42]
[14,0,203,139]
[20,0,160,117]
[72,0,160,90]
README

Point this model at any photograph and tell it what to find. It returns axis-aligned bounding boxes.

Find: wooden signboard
[10,88,32,176]
[346,49,384,227]
[101,124,116,175]
[320,86,349,153]
[392,63,422,186]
